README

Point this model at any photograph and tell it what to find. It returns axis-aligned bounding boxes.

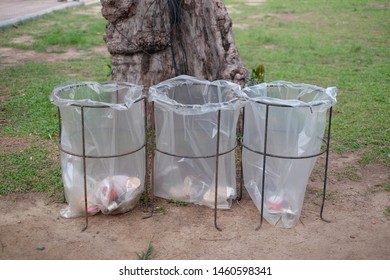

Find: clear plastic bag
[51,82,146,218]
[149,75,243,209]
[242,81,337,227]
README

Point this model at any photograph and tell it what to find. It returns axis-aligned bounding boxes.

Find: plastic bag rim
[51,81,144,109]
[242,81,337,108]
[149,75,242,109]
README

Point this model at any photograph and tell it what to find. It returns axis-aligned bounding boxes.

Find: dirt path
[1,151,389,260]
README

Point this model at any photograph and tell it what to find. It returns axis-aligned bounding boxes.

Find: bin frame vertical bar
[214,110,222,231]
[320,106,333,222]
[81,105,89,232]
[238,107,245,201]
[255,104,270,230]
[57,108,67,203]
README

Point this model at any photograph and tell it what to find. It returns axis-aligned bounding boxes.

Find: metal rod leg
[239,158,244,201]
[320,107,333,223]
[57,108,66,203]
[81,106,88,232]
[238,107,245,201]
[256,104,269,230]
[214,110,222,231]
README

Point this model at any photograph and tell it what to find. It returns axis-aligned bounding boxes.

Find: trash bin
[241,81,337,228]
[149,75,243,209]
[51,82,146,219]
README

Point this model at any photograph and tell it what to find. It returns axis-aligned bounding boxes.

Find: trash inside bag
[242,81,336,228]
[149,75,243,209]
[51,82,146,218]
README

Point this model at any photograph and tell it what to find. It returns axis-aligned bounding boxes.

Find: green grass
[0,4,109,195]
[0,7,106,52]
[0,139,62,195]
[333,164,362,182]
[136,242,154,260]
[0,60,110,139]
[226,0,390,165]
[0,1,389,196]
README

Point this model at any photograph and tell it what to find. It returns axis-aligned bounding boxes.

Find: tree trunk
[101,0,247,88]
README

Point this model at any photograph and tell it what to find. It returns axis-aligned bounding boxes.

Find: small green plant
[247,64,265,86]
[136,242,154,260]
[106,62,112,78]
[139,191,150,207]
[384,174,390,192]
[334,164,362,182]
[167,198,188,207]
[315,190,336,200]
[154,205,168,215]
[236,132,242,142]
[384,206,390,220]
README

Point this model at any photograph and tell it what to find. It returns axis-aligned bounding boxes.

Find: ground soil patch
[0,150,389,260]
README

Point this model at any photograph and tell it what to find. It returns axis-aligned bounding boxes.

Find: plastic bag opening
[51,81,144,110]
[149,75,243,115]
[242,81,337,111]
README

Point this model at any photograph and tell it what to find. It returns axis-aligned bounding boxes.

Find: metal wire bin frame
[54,82,148,231]
[240,100,333,230]
[149,102,241,231]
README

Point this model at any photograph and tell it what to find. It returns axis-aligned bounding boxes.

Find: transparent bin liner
[51,82,145,218]
[242,81,336,228]
[149,75,243,208]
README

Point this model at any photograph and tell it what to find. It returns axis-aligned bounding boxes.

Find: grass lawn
[226,0,389,163]
[0,1,389,196]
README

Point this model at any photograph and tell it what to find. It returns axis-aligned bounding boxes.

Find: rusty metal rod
[214,110,222,231]
[81,106,88,232]
[256,104,269,231]
[320,106,333,223]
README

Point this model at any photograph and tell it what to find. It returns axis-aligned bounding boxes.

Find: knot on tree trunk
[101,0,138,24]
[104,25,171,55]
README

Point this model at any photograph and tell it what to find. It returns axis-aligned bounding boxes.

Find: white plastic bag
[242,81,336,227]
[51,82,146,218]
[149,75,243,209]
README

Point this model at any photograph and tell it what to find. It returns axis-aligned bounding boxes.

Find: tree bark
[101,0,247,88]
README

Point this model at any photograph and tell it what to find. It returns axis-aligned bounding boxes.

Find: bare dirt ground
[1,42,389,260]
[0,149,389,260]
